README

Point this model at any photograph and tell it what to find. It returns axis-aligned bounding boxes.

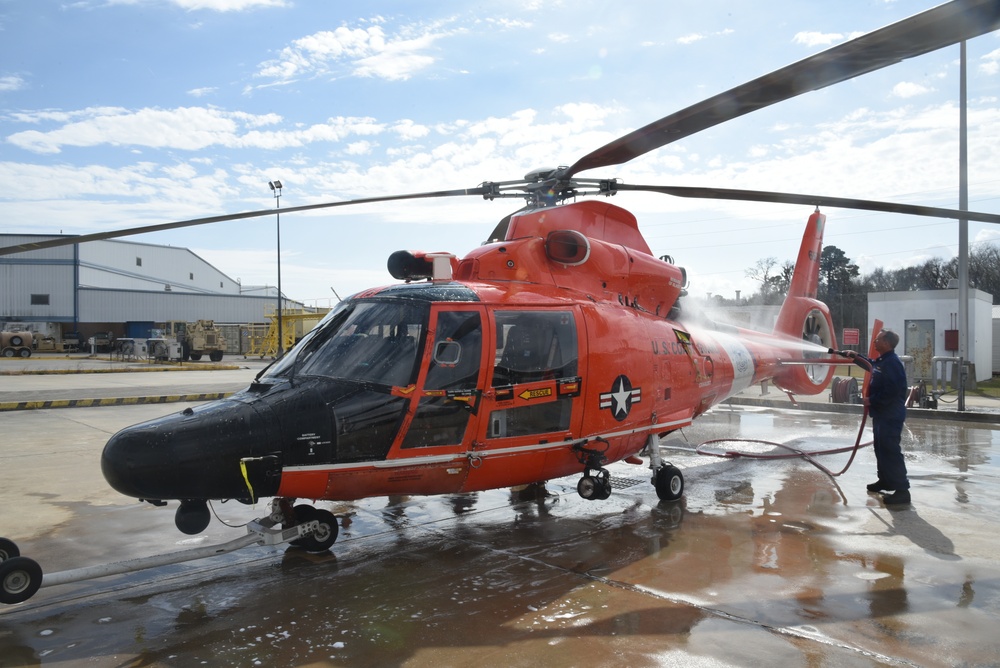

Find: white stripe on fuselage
[282,416,692,474]
[709,331,755,398]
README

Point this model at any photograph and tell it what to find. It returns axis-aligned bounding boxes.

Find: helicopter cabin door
[469,309,583,489]
[394,306,485,490]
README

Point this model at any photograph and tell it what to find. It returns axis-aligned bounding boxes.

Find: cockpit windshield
[262,300,428,387]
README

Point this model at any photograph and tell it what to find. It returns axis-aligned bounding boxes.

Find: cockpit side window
[296,301,427,386]
[424,311,482,391]
[262,300,354,379]
[401,309,483,449]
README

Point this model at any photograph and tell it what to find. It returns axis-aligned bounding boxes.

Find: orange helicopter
[2,0,1000,604]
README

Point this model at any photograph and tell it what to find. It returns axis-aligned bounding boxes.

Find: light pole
[268,180,283,357]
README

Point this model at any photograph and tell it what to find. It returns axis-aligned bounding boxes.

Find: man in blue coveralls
[845,329,910,505]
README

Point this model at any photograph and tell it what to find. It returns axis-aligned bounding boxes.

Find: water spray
[694,326,884,494]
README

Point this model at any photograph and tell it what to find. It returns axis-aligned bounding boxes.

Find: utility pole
[269,180,284,358]
[958,43,968,411]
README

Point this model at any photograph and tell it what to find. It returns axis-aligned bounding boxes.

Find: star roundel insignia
[599,374,642,422]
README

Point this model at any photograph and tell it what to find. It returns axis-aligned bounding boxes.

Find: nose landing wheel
[280,502,339,553]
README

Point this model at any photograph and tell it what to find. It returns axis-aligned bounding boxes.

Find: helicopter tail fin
[784,209,825,302]
[770,210,837,394]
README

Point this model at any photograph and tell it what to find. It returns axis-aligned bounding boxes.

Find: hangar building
[0,234,299,349]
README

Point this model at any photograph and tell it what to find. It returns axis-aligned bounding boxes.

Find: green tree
[818,245,863,335]
[819,245,860,296]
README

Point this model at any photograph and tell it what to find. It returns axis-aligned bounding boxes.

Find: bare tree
[746,257,778,303]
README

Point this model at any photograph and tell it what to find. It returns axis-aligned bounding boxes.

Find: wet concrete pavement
[1,362,1000,666]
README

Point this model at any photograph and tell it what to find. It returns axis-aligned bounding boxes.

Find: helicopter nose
[101,398,281,502]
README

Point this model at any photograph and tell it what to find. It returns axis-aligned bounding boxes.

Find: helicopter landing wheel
[0,538,19,562]
[654,465,684,502]
[577,469,611,501]
[0,556,43,605]
[287,505,339,553]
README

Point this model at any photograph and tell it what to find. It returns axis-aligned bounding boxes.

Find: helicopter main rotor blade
[561,0,1000,179]
[0,186,491,257]
[614,183,1000,225]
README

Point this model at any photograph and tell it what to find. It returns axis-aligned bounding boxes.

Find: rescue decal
[518,387,553,400]
[599,374,642,421]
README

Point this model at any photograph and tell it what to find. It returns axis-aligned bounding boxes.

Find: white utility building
[867,289,993,384]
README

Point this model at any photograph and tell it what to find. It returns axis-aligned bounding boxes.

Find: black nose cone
[101,398,280,501]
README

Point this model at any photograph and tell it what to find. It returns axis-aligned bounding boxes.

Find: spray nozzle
[828,348,851,358]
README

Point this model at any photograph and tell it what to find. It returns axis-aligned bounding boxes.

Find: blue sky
[2,0,999,306]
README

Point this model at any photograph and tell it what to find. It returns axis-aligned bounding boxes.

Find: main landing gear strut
[572,434,684,503]
[0,498,338,606]
[644,433,685,502]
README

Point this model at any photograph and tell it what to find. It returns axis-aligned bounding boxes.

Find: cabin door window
[487,310,580,438]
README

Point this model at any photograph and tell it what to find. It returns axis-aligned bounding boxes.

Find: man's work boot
[882,490,911,506]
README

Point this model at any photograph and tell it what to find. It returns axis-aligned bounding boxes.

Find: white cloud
[484,18,531,29]
[192,246,389,304]
[891,81,933,98]
[102,0,286,9]
[256,20,459,83]
[345,141,373,155]
[981,47,1000,76]
[4,107,394,154]
[354,50,435,81]
[170,0,288,10]
[793,31,843,47]
[187,87,217,98]
[677,29,732,46]
[677,33,704,45]
[391,120,430,140]
[0,75,26,92]
[0,158,240,231]
[0,102,633,223]
[974,228,1000,245]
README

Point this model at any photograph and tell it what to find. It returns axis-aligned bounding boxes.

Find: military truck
[163,320,226,362]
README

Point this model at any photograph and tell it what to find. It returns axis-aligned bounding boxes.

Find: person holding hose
[842,328,911,505]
